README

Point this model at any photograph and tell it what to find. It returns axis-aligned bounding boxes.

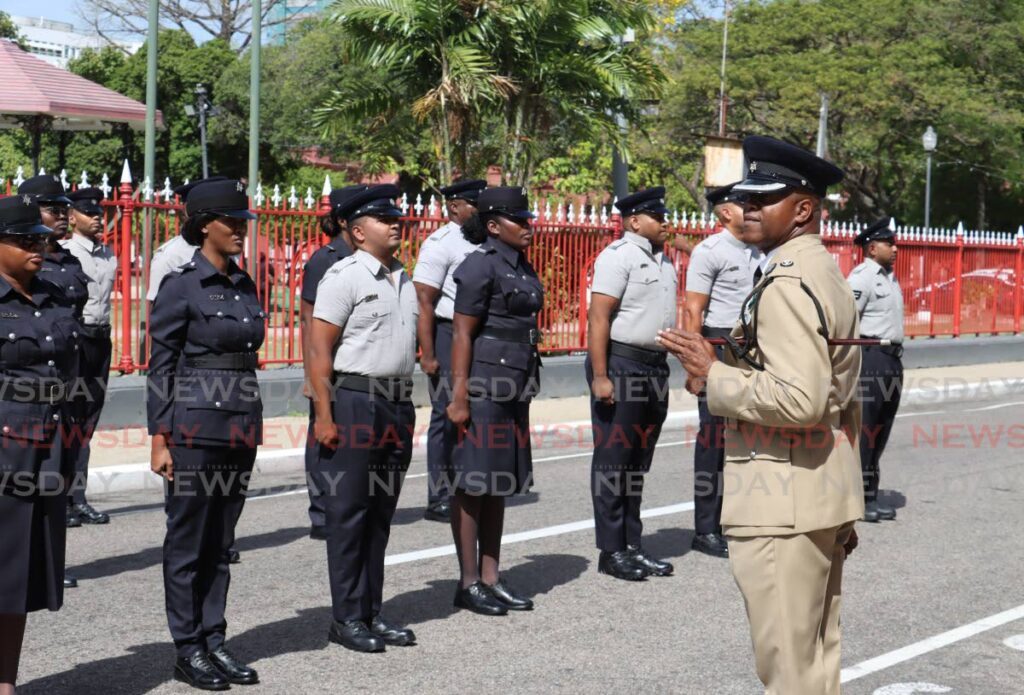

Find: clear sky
[2,0,83,28]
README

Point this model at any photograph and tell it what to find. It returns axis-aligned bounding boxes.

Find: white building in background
[11,16,140,68]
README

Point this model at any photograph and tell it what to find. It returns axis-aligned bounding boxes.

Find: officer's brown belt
[609,340,668,366]
[0,377,68,404]
[333,372,413,401]
[184,353,259,370]
[478,326,541,345]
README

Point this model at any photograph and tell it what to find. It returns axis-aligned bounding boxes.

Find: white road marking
[383,501,695,566]
[872,684,951,695]
[1003,634,1024,651]
[841,603,1024,683]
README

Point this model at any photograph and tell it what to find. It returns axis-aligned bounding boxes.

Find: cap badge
[21,195,31,205]
[749,162,758,172]
[780,260,794,267]
[236,182,245,193]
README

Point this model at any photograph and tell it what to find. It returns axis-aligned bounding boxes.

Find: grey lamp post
[922,125,937,230]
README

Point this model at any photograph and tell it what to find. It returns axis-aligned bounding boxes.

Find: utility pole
[815,93,829,158]
[610,28,635,203]
[144,0,157,187]
[718,1,731,136]
[248,0,262,273]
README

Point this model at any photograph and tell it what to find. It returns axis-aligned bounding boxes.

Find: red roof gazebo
[0,39,162,171]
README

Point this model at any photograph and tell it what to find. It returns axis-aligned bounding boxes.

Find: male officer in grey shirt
[848,216,904,523]
[413,178,486,522]
[682,183,761,557]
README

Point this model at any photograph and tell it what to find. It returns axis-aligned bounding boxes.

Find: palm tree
[315,0,516,186]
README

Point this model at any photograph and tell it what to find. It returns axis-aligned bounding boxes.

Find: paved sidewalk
[86,361,1024,470]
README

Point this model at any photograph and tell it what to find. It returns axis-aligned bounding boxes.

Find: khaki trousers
[727,523,854,695]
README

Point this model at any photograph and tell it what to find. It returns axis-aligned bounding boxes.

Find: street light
[610,29,635,204]
[922,125,937,231]
[184,84,219,179]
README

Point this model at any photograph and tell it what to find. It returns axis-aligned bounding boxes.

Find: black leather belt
[0,377,68,405]
[333,373,413,401]
[861,336,904,359]
[80,323,112,339]
[479,326,542,346]
[609,340,667,366]
[184,353,259,370]
[435,317,452,325]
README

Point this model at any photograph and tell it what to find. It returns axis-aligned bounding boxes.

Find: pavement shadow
[19,642,173,695]
[878,488,907,510]
[382,552,589,628]
[641,526,695,561]
[70,526,311,581]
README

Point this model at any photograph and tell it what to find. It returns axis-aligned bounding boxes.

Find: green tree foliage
[0,11,25,47]
[655,0,1024,230]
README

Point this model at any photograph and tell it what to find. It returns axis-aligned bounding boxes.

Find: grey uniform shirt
[412,221,478,320]
[686,229,761,329]
[313,249,419,377]
[147,235,198,301]
[847,258,904,341]
[60,232,117,326]
[591,231,677,351]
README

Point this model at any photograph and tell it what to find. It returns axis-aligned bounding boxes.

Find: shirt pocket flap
[474,338,531,371]
[0,402,57,442]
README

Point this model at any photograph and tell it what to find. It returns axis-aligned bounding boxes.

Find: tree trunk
[976,177,987,231]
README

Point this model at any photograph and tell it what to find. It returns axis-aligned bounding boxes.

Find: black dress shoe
[863,501,881,523]
[876,503,897,521]
[691,533,730,558]
[597,550,648,581]
[627,545,674,576]
[208,646,259,685]
[309,526,329,541]
[369,615,417,646]
[174,653,231,691]
[63,574,78,589]
[486,578,533,610]
[228,549,241,564]
[453,581,508,616]
[66,506,82,528]
[73,503,110,525]
[328,620,385,653]
[423,500,451,522]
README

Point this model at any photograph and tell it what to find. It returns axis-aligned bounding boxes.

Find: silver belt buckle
[528,328,540,345]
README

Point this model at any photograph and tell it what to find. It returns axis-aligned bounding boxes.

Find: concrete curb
[86,375,1024,497]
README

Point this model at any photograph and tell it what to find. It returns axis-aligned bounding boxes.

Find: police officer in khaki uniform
[413,178,487,523]
[587,187,676,581]
[307,185,418,653]
[849,217,904,523]
[658,135,863,695]
[683,183,761,558]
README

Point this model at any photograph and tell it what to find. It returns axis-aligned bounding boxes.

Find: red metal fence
[6,176,1023,371]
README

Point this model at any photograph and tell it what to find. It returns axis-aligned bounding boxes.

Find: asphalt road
[17,392,1024,694]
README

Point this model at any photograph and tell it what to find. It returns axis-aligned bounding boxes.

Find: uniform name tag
[640,263,649,269]
[360,294,379,303]
[0,312,18,318]
[726,265,739,272]
[208,294,225,300]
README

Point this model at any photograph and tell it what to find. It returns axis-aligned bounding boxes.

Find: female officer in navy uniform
[446,187,542,616]
[0,196,80,694]
[148,179,264,691]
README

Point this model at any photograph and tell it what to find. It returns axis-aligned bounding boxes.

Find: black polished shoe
[63,574,78,589]
[597,550,648,581]
[486,578,534,611]
[73,502,110,525]
[423,500,451,523]
[691,533,730,558]
[309,526,329,541]
[208,646,259,685]
[626,545,674,576]
[328,620,385,653]
[369,615,417,646]
[453,581,508,616]
[876,503,897,521]
[66,506,82,528]
[863,501,881,523]
[228,549,241,564]
[174,653,231,691]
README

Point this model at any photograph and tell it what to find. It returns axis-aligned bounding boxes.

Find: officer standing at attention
[148,178,264,690]
[16,177,89,569]
[60,187,117,527]
[0,196,81,695]
[413,178,487,523]
[586,186,676,581]
[445,187,542,616]
[682,183,761,558]
[300,184,365,541]
[848,216,904,523]
[658,135,863,695]
[307,185,419,653]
